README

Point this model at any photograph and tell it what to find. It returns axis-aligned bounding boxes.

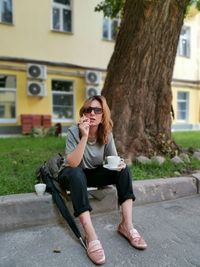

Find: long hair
[79,95,113,145]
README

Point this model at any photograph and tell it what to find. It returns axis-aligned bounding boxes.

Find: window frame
[102,16,120,41]
[176,91,189,123]
[0,74,17,123]
[51,78,75,123]
[51,0,73,33]
[0,0,13,24]
[178,25,191,58]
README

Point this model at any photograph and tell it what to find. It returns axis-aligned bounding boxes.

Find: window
[0,0,13,24]
[178,26,190,57]
[52,80,74,121]
[52,0,72,32]
[103,17,120,41]
[0,75,16,122]
[177,91,189,122]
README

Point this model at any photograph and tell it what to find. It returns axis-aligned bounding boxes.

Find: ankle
[120,222,134,232]
[85,233,98,243]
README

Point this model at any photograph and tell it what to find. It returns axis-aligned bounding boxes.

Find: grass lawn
[0,136,65,195]
[172,131,200,149]
[131,131,200,180]
[0,131,199,195]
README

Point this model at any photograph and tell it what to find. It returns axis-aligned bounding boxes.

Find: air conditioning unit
[86,86,101,98]
[27,81,47,97]
[85,70,101,85]
[27,64,47,80]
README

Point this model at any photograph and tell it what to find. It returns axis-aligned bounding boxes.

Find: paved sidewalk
[0,195,200,267]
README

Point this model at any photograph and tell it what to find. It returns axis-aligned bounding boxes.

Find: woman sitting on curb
[58,95,147,265]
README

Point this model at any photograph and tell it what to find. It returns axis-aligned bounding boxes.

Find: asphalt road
[0,195,200,267]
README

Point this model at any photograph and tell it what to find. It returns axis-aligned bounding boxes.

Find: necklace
[87,136,96,145]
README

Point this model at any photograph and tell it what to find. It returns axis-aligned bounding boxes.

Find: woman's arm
[105,133,126,170]
[66,116,89,167]
[104,133,118,157]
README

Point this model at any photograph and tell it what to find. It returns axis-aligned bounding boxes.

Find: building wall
[0,0,113,69]
[172,10,200,131]
[0,60,93,128]
[0,1,200,134]
[0,0,111,135]
[173,13,200,81]
[172,83,200,128]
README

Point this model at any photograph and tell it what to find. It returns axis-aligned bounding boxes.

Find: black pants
[58,165,135,217]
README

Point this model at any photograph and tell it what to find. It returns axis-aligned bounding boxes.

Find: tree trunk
[102,0,189,161]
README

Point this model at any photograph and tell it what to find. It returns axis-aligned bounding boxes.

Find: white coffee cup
[34,183,46,196]
[107,156,120,168]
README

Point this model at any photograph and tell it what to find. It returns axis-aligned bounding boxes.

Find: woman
[58,96,147,265]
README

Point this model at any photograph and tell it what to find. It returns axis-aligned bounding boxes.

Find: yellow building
[172,11,200,131]
[0,0,200,134]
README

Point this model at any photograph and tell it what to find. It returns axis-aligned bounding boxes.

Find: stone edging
[0,175,199,231]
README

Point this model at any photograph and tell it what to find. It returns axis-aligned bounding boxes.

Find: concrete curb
[133,176,198,205]
[0,175,199,231]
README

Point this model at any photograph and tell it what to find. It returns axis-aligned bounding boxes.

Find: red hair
[79,96,113,145]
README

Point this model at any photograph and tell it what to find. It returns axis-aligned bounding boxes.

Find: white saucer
[103,164,119,170]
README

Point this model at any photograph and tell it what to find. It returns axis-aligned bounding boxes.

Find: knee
[118,165,132,181]
[65,167,86,185]
[120,165,130,176]
[59,166,85,182]
[67,166,83,176]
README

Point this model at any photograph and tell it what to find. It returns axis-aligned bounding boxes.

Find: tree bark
[102,0,189,161]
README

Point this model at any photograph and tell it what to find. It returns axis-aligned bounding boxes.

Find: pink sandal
[86,239,105,265]
[118,224,147,250]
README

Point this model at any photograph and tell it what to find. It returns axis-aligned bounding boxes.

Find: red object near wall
[21,114,52,134]
[42,115,52,128]
[21,114,33,134]
[32,115,42,127]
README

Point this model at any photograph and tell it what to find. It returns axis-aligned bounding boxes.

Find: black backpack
[36,153,66,195]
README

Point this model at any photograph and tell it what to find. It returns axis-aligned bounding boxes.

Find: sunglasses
[84,107,103,114]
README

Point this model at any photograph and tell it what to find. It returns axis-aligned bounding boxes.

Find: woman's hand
[117,159,126,171]
[78,115,90,138]
[67,115,89,167]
